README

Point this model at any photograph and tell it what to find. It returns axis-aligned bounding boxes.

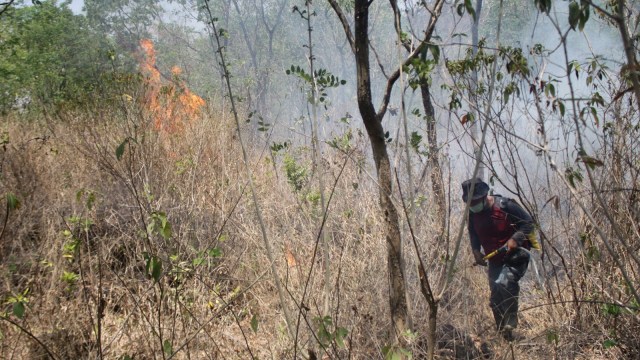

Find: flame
[285,244,297,268]
[139,39,205,134]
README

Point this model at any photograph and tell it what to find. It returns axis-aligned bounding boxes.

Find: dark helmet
[461,178,489,202]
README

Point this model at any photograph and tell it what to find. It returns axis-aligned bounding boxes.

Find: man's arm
[468,216,486,265]
[502,198,534,247]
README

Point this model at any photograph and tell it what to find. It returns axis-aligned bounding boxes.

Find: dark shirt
[468,195,534,262]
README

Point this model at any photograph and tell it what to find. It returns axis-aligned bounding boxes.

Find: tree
[0,0,113,112]
[328,0,446,346]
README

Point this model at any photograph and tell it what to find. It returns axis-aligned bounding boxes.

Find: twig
[0,315,59,360]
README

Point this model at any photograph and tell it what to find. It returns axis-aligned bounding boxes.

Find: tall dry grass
[0,95,637,359]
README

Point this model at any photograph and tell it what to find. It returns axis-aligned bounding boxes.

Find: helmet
[461,178,489,202]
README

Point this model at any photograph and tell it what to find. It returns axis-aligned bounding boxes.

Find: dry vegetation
[0,89,638,359]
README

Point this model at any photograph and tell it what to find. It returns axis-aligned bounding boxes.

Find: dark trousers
[487,249,529,330]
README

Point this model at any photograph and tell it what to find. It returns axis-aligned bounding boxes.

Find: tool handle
[483,245,508,261]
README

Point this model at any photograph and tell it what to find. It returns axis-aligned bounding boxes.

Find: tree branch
[327,0,355,53]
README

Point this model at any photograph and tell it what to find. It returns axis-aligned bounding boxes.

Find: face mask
[469,199,485,213]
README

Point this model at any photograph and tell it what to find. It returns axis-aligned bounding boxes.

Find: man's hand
[473,249,487,266]
[506,238,518,252]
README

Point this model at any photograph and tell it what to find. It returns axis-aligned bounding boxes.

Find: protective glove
[473,249,487,266]
[506,238,519,252]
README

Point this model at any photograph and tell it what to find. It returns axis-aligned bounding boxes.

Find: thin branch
[0,0,16,17]
[327,0,355,53]
[376,0,446,119]
[294,151,352,358]
[0,315,59,360]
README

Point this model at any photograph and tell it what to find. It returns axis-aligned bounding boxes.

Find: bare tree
[327,0,445,345]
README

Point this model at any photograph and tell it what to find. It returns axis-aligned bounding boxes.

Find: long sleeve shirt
[468,196,534,262]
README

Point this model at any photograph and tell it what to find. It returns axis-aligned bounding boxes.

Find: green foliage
[283,154,308,193]
[603,339,617,349]
[0,1,116,112]
[76,188,96,211]
[534,0,552,14]
[456,0,476,21]
[286,65,346,104]
[67,215,93,232]
[5,289,29,319]
[62,230,80,261]
[327,129,353,152]
[116,138,132,161]
[5,193,20,211]
[577,150,604,170]
[384,131,393,143]
[568,1,590,31]
[314,316,348,348]
[446,40,532,106]
[246,111,271,132]
[147,211,172,240]
[602,303,622,317]
[61,270,80,289]
[546,329,559,345]
[406,44,439,90]
[163,339,173,356]
[305,190,321,206]
[192,247,222,267]
[84,0,160,50]
[174,157,194,176]
[382,343,412,360]
[270,141,290,154]
[564,166,583,188]
[143,253,163,283]
[251,314,259,333]
[409,131,428,156]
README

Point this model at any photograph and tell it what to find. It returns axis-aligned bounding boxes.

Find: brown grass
[0,100,638,359]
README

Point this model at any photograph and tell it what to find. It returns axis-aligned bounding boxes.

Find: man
[462,178,534,341]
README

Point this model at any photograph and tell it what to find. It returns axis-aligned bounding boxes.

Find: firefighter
[462,178,534,341]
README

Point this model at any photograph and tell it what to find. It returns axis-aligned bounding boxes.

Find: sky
[69,0,84,14]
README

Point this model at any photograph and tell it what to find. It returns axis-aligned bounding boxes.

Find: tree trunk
[354,0,408,339]
[421,80,444,360]
[421,83,446,238]
[471,0,485,180]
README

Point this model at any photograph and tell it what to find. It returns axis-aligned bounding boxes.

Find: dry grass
[0,101,638,359]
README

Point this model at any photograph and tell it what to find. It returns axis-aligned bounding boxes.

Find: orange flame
[139,39,205,134]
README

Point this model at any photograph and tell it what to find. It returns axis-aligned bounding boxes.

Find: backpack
[496,196,542,251]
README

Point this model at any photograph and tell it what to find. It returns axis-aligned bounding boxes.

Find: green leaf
[251,314,259,333]
[429,44,440,62]
[464,0,476,21]
[208,247,222,258]
[0,131,9,146]
[12,302,25,319]
[163,339,173,356]
[152,258,162,282]
[535,0,552,14]
[116,138,130,161]
[578,154,604,169]
[603,339,617,349]
[579,4,590,31]
[160,221,172,239]
[569,2,580,30]
[6,193,20,210]
[602,304,621,316]
[335,327,348,348]
[546,329,559,344]
[409,131,422,153]
[192,256,205,267]
[546,83,555,97]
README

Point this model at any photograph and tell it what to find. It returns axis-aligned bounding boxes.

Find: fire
[139,39,205,134]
